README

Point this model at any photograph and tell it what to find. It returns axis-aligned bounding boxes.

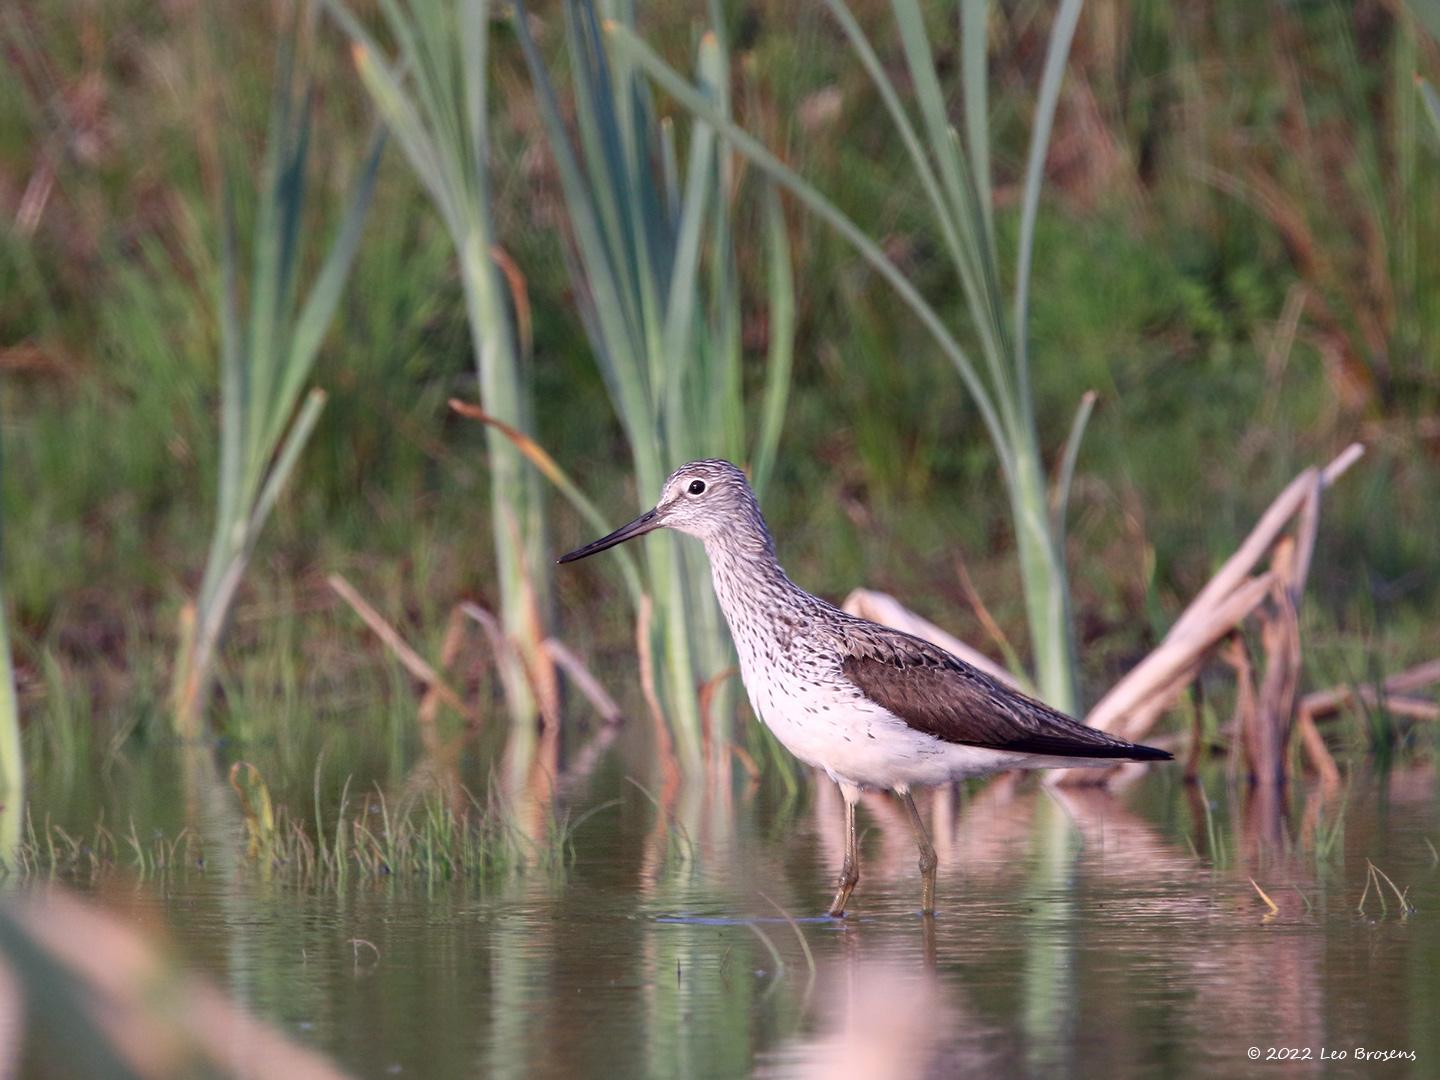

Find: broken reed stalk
[417,605,477,753]
[1221,634,1261,783]
[328,573,473,723]
[1206,656,1440,788]
[636,596,679,790]
[1301,660,1440,722]
[1245,537,1304,787]
[1083,571,1279,737]
[458,602,557,732]
[1085,444,1363,741]
[1296,712,1342,789]
[541,639,622,725]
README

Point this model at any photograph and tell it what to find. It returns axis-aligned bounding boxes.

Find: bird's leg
[827,785,860,917]
[899,789,938,915]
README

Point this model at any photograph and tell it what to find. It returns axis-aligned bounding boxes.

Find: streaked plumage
[560,459,1171,915]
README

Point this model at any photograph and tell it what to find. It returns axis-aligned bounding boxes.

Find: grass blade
[750,186,794,502]
[1050,389,1096,542]
[1013,0,1083,406]
[1420,77,1440,145]
[448,399,645,604]
[267,129,384,456]
[961,0,994,260]
[604,20,1012,473]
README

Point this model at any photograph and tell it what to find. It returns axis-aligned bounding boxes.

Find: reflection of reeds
[172,24,381,737]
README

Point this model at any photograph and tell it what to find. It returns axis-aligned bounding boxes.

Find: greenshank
[559,460,1171,916]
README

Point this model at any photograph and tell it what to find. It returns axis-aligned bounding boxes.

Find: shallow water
[25,746,1440,1078]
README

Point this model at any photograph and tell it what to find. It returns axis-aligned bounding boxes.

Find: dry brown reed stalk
[698,667,740,760]
[327,574,474,722]
[489,246,533,358]
[0,887,353,1078]
[1249,877,1282,919]
[499,506,562,724]
[1083,445,1362,741]
[553,724,622,803]
[417,605,478,754]
[1286,665,1440,793]
[1084,570,1279,740]
[636,596,679,793]
[1240,536,1305,787]
[464,602,626,754]
[953,553,1023,674]
[459,601,558,731]
[1209,658,1440,791]
[1296,712,1342,789]
[541,638,622,724]
[1063,449,1358,787]
[1221,634,1260,782]
[729,743,761,782]
[1301,659,1440,723]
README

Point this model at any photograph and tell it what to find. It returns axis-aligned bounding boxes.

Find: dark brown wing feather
[839,626,1171,761]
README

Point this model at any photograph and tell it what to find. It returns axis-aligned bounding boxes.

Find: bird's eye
[687,479,706,496]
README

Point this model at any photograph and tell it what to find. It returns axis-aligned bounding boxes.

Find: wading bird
[559,460,1171,916]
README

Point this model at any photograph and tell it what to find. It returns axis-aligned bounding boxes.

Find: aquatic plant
[172,22,381,736]
[609,0,1088,713]
[324,0,557,729]
[12,781,593,887]
[515,0,796,768]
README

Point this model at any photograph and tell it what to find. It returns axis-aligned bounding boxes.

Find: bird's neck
[702,527,796,631]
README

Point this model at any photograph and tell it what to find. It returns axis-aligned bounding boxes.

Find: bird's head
[558,459,762,563]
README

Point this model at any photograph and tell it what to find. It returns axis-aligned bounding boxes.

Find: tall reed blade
[325,0,555,726]
[172,23,380,736]
[609,0,1088,713]
[515,0,796,769]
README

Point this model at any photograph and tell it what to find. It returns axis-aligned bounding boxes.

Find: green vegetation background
[3,0,1437,774]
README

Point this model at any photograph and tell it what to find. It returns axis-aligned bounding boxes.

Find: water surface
[29,748,1440,1078]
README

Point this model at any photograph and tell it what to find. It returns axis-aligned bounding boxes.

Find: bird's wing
[838,623,1171,760]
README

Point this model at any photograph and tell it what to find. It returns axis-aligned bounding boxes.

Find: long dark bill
[557,508,661,564]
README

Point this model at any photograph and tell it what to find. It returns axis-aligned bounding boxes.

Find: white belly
[733,643,1058,791]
